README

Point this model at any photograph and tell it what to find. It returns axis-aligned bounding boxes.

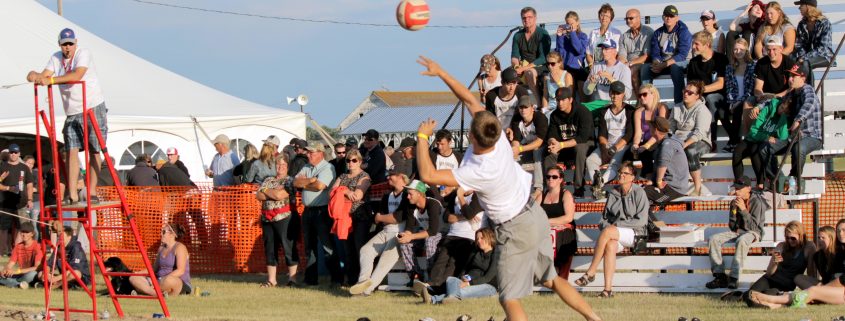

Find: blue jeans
[0,271,37,288]
[431,276,497,303]
[760,137,822,185]
[640,61,688,103]
[301,205,342,285]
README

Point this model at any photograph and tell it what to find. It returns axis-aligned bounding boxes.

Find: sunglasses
[700,17,713,21]
[624,17,637,21]
[365,138,377,142]
[638,92,650,98]
[545,175,561,180]
[684,89,698,96]
[548,62,558,66]
[60,42,75,47]
[336,151,346,155]
[8,151,19,154]
[619,171,634,176]
[787,236,799,241]
[346,158,360,163]
[518,105,532,109]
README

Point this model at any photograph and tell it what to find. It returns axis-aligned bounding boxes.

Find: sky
[33,0,715,128]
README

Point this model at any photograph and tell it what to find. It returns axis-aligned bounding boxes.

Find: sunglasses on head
[346,158,360,163]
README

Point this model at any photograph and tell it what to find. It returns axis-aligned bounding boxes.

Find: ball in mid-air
[396,0,430,31]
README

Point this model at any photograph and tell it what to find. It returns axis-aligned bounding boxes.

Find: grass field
[1,273,844,321]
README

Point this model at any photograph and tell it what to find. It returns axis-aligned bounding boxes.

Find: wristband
[417,133,429,140]
[518,145,524,152]
[50,77,55,85]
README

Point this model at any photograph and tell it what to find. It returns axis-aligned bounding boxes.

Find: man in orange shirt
[0,223,42,289]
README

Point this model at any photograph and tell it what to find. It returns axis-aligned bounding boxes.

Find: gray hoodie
[730,190,768,240]
[600,183,649,236]
[670,99,711,147]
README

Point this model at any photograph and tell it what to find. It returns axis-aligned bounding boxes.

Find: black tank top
[541,189,575,228]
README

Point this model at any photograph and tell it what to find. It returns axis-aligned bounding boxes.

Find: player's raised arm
[417,56,484,116]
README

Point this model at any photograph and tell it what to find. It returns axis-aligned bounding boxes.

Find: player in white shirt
[414,56,601,321]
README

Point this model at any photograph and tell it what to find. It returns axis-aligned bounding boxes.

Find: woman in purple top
[129,223,192,296]
[629,84,668,179]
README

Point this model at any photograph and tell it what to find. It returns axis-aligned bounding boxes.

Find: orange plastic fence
[96,175,845,274]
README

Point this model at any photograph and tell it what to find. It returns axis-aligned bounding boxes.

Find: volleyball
[396,0,430,31]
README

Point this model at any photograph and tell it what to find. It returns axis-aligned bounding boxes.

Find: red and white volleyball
[396,0,430,31]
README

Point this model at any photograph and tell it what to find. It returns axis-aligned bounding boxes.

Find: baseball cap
[293,138,308,149]
[8,144,20,153]
[787,64,809,77]
[263,135,281,146]
[405,179,428,193]
[399,137,416,149]
[597,38,617,49]
[166,147,178,155]
[700,10,715,20]
[609,81,626,94]
[517,95,536,108]
[732,176,752,189]
[58,28,76,45]
[364,129,380,140]
[502,67,519,83]
[651,116,671,133]
[794,0,817,6]
[663,5,679,17]
[345,137,359,147]
[480,54,498,73]
[212,134,229,146]
[304,141,324,152]
[556,87,573,100]
[19,222,34,233]
[766,35,784,47]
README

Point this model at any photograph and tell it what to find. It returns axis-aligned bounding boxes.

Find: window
[229,138,249,161]
[118,141,165,183]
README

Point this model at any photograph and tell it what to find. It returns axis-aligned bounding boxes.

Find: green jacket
[747,98,789,143]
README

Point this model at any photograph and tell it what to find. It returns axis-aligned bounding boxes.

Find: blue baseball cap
[58,28,77,45]
[8,144,20,153]
[598,38,617,49]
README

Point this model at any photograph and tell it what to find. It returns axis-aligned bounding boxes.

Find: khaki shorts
[495,201,556,301]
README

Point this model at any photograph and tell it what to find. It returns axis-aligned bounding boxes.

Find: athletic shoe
[18,282,29,289]
[727,277,738,289]
[348,279,372,295]
[721,144,736,153]
[705,273,728,289]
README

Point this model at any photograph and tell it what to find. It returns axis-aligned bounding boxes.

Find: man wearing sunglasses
[0,144,34,256]
[642,5,692,104]
[329,143,348,175]
[618,9,654,96]
[360,129,387,184]
[26,28,108,205]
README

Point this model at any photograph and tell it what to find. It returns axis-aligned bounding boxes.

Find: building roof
[373,91,477,108]
[339,105,472,136]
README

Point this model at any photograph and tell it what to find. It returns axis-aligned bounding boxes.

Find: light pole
[286,95,309,113]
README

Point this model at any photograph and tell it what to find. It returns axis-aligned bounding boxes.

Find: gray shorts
[494,201,556,301]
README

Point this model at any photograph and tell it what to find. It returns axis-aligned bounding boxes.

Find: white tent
[0,0,306,180]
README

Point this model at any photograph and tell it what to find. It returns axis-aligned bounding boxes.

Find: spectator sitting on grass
[129,223,193,296]
[422,227,500,304]
[45,226,90,289]
[0,223,41,289]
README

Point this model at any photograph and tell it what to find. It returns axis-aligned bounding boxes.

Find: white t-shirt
[604,108,627,145]
[435,152,460,171]
[44,48,105,115]
[491,95,518,128]
[452,133,531,224]
[384,191,405,233]
[481,74,502,92]
[448,194,486,240]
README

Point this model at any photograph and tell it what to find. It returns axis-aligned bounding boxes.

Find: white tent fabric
[0,0,305,179]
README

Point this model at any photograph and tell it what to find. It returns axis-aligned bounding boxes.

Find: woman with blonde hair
[794,226,838,289]
[542,51,574,115]
[792,0,833,86]
[245,143,277,184]
[629,83,667,179]
[256,154,299,287]
[233,143,259,184]
[753,2,795,59]
[744,220,816,306]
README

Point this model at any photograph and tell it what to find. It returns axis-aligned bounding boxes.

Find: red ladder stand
[34,81,169,320]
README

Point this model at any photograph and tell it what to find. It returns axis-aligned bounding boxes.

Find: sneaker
[349,279,372,296]
[705,274,728,289]
[727,278,738,289]
[721,143,736,153]
[19,282,29,289]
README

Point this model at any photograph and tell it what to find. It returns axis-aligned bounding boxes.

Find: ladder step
[94,249,141,254]
[91,226,131,230]
[114,294,160,300]
[45,201,122,211]
[104,271,149,277]
[49,308,95,313]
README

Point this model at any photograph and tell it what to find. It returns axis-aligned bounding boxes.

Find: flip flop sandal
[259,281,277,288]
[574,273,595,287]
[598,290,614,298]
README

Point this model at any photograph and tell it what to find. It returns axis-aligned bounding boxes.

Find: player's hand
[0,172,8,181]
[417,118,437,138]
[750,106,761,119]
[417,56,443,77]
[505,128,514,141]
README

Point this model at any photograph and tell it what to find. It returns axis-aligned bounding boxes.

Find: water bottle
[100,310,110,319]
[788,176,797,195]
[18,170,24,192]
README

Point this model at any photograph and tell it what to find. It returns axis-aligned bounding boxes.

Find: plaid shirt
[726,61,757,104]
[793,18,834,63]
[792,84,821,139]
